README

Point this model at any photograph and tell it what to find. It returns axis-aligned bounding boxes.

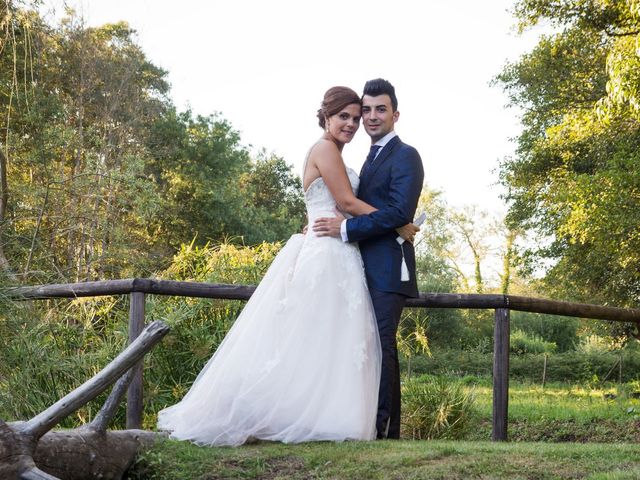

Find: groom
[313,78,424,439]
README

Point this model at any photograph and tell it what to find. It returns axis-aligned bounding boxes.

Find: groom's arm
[346,147,424,243]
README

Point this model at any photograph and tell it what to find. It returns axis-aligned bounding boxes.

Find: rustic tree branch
[19,467,59,480]
[18,320,169,441]
[84,369,135,434]
[0,320,170,480]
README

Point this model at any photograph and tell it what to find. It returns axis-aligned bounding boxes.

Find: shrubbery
[510,329,557,355]
[511,311,580,352]
[0,241,281,427]
[401,375,476,440]
[2,238,639,431]
[401,348,640,384]
[0,296,130,426]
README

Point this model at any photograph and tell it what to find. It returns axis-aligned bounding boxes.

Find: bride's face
[326,103,361,145]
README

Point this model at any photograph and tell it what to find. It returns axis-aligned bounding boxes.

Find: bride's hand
[396,223,420,243]
[313,209,345,238]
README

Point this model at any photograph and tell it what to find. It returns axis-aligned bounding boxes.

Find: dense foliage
[403,346,640,383]
[496,0,640,325]
[0,2,305,283]
[0,241,282,426]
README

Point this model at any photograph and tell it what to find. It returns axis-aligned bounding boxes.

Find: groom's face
[362,94,399,142]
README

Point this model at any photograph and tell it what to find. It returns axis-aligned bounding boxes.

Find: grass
[128,438,640,479]
[127,379,640,478]
[401,375,476,439]
[462,378,640,442]
[485,383,639,421]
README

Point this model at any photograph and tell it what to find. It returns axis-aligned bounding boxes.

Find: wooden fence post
[126,291,146,429]
[492,307,510,441]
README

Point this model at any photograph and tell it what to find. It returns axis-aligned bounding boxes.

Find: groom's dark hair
[362,78,398,112]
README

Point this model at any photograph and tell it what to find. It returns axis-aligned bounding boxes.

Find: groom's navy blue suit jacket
[346,135,424,298]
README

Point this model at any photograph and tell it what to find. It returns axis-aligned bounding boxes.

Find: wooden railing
[6,278,640,441]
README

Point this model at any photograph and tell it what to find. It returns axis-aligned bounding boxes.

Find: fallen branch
[0,320,170,480]
[84,369,135,434]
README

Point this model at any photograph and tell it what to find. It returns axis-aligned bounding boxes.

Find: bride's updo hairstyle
[317,86,361,129]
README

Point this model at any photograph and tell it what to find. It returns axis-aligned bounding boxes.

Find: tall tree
[0,0,43,280]
[496,0,640,322]
[10,16,170,280]
[144,110,254,251]
[238,150,305,244]
[0,4,315,283]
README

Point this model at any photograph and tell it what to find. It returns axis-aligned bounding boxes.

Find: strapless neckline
[303,167,359,196]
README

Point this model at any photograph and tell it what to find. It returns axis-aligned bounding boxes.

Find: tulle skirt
[157,233,381,446]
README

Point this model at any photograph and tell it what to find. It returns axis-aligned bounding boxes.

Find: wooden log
[19,468,58,480]
[2,422,160,480]
[507,295,640,323]
[4,278,257,301]
[408,293,640,323]
[141,279,256,300]
[492,308,510,441]
[0,419,56,480]
[32,429,159,480]
[407,293,507,309]
[85,370,135,434]
[18,320,169,441]
[5,279,136,299]
[127,292,146,429]
[0,321,169,479]
[6,278,640,324]
[0,419,33,480]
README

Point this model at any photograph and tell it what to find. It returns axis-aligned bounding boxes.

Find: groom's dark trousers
[369,287,406,439]
[345,135,424,439]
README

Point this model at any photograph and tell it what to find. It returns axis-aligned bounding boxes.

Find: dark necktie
[361,145,381,176]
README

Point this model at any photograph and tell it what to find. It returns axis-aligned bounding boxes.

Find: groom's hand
[313,210,345,238]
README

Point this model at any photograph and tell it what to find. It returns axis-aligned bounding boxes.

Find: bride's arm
[310,141,417,241]
[311,141,376,216]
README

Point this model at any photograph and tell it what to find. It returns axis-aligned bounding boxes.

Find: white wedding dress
[157,167,382,446]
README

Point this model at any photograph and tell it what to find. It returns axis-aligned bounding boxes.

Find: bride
[157,86,411,446]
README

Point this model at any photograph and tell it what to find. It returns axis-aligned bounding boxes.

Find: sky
[42,0,544,217]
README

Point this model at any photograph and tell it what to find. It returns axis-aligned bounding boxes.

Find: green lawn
[477,382,640,421]
[128,438,640,479]
[128,380,640,479]
[465,380,640,442]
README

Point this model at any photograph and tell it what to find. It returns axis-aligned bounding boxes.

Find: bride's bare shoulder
[308,139,341,163]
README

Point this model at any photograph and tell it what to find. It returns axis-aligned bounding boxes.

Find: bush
[577,334,617,354]
[400,350,493,378]
[510,329,557,355]
[511,312,579,352]
[0,240,282,428]
[400,348,640,384]
[401,375,476,440]
[0,296,129,425]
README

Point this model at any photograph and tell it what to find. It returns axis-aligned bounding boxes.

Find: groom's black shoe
[376,418,390,440]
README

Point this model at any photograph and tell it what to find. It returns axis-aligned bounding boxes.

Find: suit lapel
[361,136,401,184]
